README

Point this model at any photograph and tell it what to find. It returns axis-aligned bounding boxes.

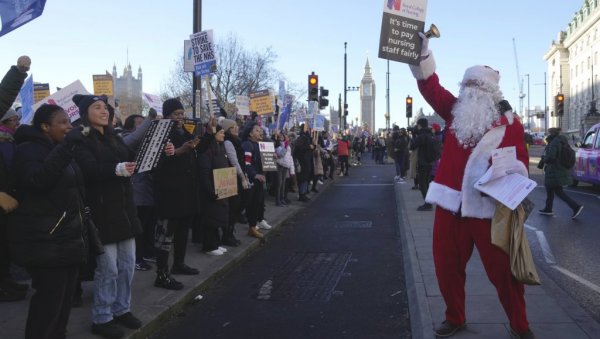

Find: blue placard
[18,76,34,124]
[194,60,216,77]
[0,0,46,37]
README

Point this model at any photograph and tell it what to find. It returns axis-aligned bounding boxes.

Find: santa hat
[432,123,441,133]
[461,65,500,88]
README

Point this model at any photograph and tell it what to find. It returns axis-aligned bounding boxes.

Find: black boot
[154,270,184,290]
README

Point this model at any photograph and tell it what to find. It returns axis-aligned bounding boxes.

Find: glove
[0,192,18,213]
[17,55,31,73]
[115,162,135,177]
[418,32,429,58]
[498,100,512,113]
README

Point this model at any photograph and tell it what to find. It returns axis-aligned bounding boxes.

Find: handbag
[82,206,105,255]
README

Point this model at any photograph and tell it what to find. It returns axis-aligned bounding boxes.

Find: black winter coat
[8,126,86,268]
[197,142,230,229]
[293,133,313,182]
[68,127,142,244]
[410,128,434,166]
[153,127,199,219]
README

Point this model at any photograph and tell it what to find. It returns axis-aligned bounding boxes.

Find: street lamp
[386,59,390,132]
[344,42,347,130]
[534,72,548,134]
[525,74,530,131]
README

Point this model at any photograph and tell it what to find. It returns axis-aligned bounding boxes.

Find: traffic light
[308,72,318,101]
[319,87,329,109]
[555,93,564,116]
[406,95,413,118]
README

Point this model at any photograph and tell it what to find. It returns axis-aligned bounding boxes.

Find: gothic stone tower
[360,58,376,133]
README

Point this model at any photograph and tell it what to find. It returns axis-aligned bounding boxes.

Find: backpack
[558,140,576,169]
[424,135,441,163]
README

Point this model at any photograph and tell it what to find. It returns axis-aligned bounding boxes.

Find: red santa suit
[410,54,531,333]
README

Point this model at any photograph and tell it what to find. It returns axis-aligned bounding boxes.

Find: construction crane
[512,38,526,117]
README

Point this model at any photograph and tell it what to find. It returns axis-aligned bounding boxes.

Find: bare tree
[160,33,282,114]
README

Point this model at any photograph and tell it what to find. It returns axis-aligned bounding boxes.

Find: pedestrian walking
[537,127,583,218]
[410,118,435,211]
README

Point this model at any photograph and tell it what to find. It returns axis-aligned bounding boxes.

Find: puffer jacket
[540,134,572,188]
[8,125,86,268]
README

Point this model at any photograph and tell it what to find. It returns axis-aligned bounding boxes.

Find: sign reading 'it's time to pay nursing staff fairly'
[378,0,428,65]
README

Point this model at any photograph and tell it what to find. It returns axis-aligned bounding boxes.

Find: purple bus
[572,122,600,187]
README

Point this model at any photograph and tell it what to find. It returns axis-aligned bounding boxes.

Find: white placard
[31,80,90,123]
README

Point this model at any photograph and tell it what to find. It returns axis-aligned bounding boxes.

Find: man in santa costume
[408,33,534,339]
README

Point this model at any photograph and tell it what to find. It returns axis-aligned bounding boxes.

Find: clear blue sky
[0,0,582,129]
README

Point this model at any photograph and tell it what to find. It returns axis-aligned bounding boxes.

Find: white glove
[418,32,429,58]
[115,162,135,177]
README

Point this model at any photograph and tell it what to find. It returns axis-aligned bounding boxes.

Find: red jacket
[337,140,350,157]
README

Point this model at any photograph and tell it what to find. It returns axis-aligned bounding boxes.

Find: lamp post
[343,42,347,131]
[192,0,202,119]
[535,72,548,134]
[386,59,390,131]
[525,74,530,131]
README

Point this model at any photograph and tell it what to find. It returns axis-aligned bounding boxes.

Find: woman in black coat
[66,94,142,339]
[8,104,86,339]
[293,124,314,201]
[197,126,231,255]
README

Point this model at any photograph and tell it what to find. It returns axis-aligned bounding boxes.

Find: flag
[0,0,47,37]
[18,75,34,124]
[277,94,293,130]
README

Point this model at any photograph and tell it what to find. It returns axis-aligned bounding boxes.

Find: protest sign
[134,119,175,173]
[250,90,274,115]
[33,83,50,103]
[18,76,34,124]
[258,141,277,172]
[378,0,428,65]
[277,94,294,130]
[189,29,216,77]
[93,74,114,96]
[32,80,90,122]
[0,0,46,37]
[313,114,325,131]
[236,95,250,116]
[213,167,238,199]
[142,92,163,114]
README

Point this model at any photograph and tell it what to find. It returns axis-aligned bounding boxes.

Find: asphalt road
[151,159,411,339]
[527,145,600,324]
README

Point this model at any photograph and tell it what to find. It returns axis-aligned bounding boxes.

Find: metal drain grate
[262,252,352,302]
[334,221,373,229]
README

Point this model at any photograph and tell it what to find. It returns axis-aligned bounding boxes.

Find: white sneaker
[218,246,228,253]
[394,175,400,180]
[258,220,272,230]
[206,249,224,256]
[317,180,324,185]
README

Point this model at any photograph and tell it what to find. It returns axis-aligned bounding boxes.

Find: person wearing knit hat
[162,98,184,118]
[219,118,237,132]
[408,33,533,338]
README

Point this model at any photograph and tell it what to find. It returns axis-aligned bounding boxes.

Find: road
[527,145,600,323]
[151,159,411,339]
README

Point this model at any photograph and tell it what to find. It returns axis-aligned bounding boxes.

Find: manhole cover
[262,252,352,302]
[335,221,373,229]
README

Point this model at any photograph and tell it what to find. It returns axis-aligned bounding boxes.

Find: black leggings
[246,181,265,227]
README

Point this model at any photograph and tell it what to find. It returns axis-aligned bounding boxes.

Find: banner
[378,0,428,65]
[235,95,250,116]
[142,92,163,114]
[189,29,216,77]
[33,83,50,103]
[134,119,175,173]
[258,141,277,172]
[183,40,195,73]
[250,90,274,115]
[313,114,325,131]
[277,94,294,130]
[18,75,34,124]
[93,74,114,96]
[0,0,46,37]
[32,80,90,122]
[213,167,238,199]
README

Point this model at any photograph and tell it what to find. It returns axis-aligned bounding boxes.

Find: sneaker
[171,263,199,275]
[206,249,224,256]
[317,180,324,185]
[394,175,400,180]
[417,203,433,211]
[433,320,466,337]
[218,246,228,253]
[91,320,125,339]
[538,209,554,216]
[572,205,584,219]
[135,260,151,271]
[113,312,142,329]
[510,328,535,339]
[258,220,272,230]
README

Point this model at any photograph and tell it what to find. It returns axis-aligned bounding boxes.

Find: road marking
[552,266,600,295]
[335,184,394,187]
[534,186,599,198]
[535,230,556,264]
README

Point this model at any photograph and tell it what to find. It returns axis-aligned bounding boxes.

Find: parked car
[571,122,600,187]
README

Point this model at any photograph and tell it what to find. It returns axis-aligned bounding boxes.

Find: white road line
[534,186,599,198]
[535,230,557,264]
[525,224,537,231]
[552,266,600,295]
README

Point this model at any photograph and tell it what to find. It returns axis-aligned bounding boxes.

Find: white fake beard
[451,84,503,148]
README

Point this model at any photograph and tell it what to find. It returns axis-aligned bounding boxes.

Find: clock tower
[360,58,376,133]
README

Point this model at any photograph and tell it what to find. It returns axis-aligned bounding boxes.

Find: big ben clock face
[363,84,371,96]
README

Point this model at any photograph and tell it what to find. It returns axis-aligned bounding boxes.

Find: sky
[0,0,584,129]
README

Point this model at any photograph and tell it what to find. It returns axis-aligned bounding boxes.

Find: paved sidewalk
[0,181,331,339]
[394,179,600,339]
